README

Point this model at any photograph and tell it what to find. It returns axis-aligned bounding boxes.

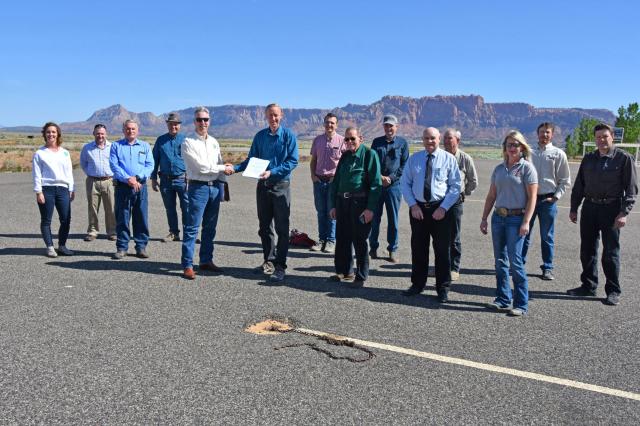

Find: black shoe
[567,286,596,297]
[603,293,620,306]
[369,249,378,259]
[403,285,423,296]
[348,279,365,289]
[541,270,555,280]
[437,288,449,303]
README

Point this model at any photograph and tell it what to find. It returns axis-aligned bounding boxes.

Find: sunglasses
[506,143,521,148]
[195,117,210,123]
[344,137,357,142]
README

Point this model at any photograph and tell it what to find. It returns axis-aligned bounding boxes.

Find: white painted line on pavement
[295,327,640,402]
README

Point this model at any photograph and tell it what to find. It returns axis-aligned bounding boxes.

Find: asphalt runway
[1,158,639,424]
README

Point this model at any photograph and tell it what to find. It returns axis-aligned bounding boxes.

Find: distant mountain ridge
[5,95,616,143]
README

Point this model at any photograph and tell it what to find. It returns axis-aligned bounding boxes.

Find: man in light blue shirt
[80,124,116,241]
[109,119,154,259]
[401,127,461,302]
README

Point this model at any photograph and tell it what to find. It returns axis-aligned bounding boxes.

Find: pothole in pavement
[244,319,293,335]
[244,315,375,363]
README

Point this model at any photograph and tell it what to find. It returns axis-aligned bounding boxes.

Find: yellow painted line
[295,327,640,402]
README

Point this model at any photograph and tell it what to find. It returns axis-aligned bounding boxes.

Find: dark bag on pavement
[289,229,316,247]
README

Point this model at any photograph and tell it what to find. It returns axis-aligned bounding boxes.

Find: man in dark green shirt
[329,127,381,288]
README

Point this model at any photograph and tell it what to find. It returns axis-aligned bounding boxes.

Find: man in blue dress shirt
[369,114,409,263]
[150,112,188,243]
[401,127,461,302]
[228,103,299,282]
[109,119,155,259]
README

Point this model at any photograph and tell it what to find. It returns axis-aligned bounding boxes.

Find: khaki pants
[86,176,116,236]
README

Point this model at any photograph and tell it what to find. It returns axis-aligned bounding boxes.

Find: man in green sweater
[329,127,382,288]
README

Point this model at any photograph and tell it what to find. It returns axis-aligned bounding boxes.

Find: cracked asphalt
[1,158,639,424]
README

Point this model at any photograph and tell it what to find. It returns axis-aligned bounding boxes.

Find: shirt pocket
[330,146,342,160]
[386,148,397,161]
[138,151,146,165]
[434,167,448,180]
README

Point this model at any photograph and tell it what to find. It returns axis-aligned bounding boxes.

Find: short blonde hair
[502,130,531,161]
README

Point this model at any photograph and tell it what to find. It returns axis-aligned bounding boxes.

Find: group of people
[32,106,637,315]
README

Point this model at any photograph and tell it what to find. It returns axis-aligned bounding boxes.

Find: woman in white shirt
[32,122,75,257]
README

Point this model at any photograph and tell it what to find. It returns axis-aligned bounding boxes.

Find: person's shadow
[261,273,493,313]
[1,247,108,257]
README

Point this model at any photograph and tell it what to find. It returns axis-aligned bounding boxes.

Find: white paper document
[242,157,270,179]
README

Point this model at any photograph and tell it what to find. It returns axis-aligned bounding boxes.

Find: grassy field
[0,131,503,172]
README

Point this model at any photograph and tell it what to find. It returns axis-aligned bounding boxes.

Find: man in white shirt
[522,122,571,281]
[180,106,227,279]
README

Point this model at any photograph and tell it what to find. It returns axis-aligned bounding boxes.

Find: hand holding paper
[242,157,270,179]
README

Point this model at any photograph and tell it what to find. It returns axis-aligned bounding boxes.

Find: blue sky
[1,0,638,126]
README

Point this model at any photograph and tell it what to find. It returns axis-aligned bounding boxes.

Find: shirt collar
[503,157,526,169]
[537,142,554,151]
[93,140,110,149]
[269,126,283,137]
[426,147,440,157]
[195,132,209,141]
[598,147,616,158]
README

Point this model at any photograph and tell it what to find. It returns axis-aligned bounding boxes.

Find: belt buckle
[496,207,508,217]
[342,192,350,199]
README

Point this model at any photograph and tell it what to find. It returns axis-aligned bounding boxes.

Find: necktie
[423,153,433,202]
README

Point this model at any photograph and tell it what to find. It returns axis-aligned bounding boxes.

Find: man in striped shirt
[79,124,116,241]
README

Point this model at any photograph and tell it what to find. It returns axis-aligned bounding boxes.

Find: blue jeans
[114,183,149,252]
[313,180,336,242]
[160,176,188,235]
[38,186,71,247]
[181,181,222,268]
[522,199,557,271]
[491,213,528,312]
[369,183,401,252]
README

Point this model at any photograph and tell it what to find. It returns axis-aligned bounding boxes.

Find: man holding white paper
[227,103,299,282]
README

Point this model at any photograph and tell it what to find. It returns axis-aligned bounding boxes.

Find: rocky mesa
[59,95,615,143]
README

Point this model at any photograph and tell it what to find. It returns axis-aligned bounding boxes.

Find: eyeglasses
[506,143,521,148]
[344,137,357,142]
[195,117,210,123]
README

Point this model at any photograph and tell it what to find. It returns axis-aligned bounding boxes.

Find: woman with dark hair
[480,130,538,316]
[32,122,75,257]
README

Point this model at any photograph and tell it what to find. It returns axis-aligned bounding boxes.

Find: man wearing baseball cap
[369,114,409,263]
[151,112,188,242]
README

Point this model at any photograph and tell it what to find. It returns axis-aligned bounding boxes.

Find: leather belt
[419,200,443,209]
[189,180,222,186]
[537,192,555,200]
[585,196,618,205]
[338,191,367,199]
[495,207,524,217]
[89,176,112,181]
[161,173,185,179]
[316,175,333,182]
